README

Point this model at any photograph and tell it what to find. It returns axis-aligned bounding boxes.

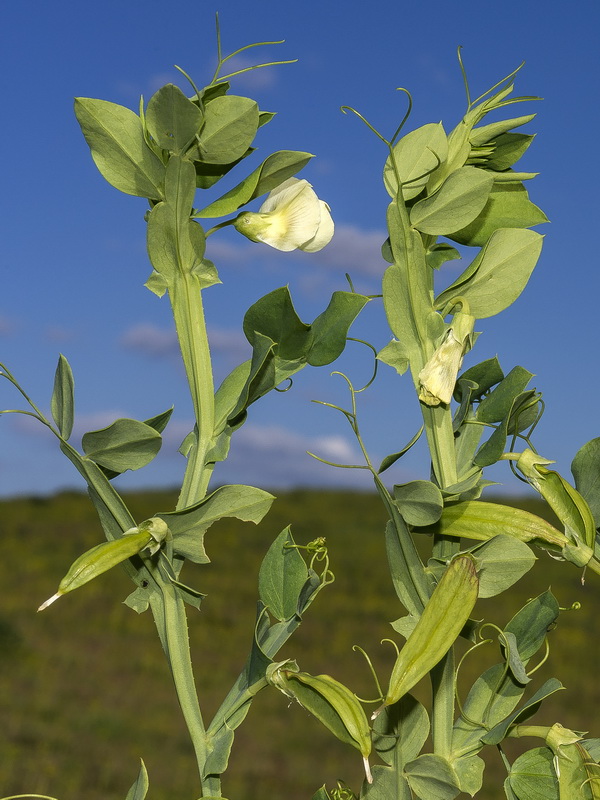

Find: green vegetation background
[1,489,598,799]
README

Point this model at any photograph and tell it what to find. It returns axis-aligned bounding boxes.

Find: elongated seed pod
[37,521,167,611]
[375,555,478,716]
[268,665,373,783]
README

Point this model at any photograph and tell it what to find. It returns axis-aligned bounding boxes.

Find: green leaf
[426,242,462,271]
[471,535,536,598]
[505,590,560,661]
[81,418,162,472]
[477,366,534,423]
[125,758,150,800]
[482,678,564,745]
[455,356,504,402]
[449,182,548,248]
[435,229,543,318]
[74,98,165,198]
[158,484,274,563]
[377,339,411,376]
[509,747,559,800]
[384,122,448,200]
[469,114,536,146]
[360,766,412,800]
[243,286,311,360]
[572,438,600,529]
[485,132,535,171]
[258,527,309,621]
[307,291,369,366]
[372,694,429,769]
[196,150,313,217]
[394,480,444,526]
[452,754,485,797]
[404,753,461,800]
[146,156,207,282]
[51,354,75,440]
[195,95,259,164]
[143,407,174,435]
[378,426,424,474]
[452,662,524,757]
[502,631,531,684]
[145,84,203,152]
[410,167,494,235]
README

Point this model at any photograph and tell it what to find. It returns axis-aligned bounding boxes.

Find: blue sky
[2,0,599,498]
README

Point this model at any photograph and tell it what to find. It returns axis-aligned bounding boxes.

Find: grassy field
[1,488,598,799]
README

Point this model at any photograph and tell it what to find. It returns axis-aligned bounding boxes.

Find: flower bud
[419,310,475,406]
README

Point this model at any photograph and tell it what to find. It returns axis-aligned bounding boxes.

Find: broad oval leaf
[145,83,203,152]
[82,418,162,472]
[384,122,448,200]
[435,228,543,319]
[471,535,536,598]
[196,95,259,164]
[410,167,494,235]
[74,98,165,198]
[449,182,548,247]
[404,753,461,800]
[509,747,558,800]
[394,480,443,526]
[258,527,309,621]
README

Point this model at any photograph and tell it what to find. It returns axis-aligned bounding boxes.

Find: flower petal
[299,201,334,252]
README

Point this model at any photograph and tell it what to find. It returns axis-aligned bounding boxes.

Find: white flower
[233,177,334,252]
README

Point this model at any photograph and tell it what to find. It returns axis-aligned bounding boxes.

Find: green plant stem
[149,577,208,784]
[169,273,216,510]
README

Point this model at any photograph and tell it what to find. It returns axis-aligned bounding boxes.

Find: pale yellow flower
[418,311,475,406]
[233,178,334,252]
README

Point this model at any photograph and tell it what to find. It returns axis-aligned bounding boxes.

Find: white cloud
[0,315,14,335]
[221,423,368,487]
[120,322,249,362]
[206,223,387,279]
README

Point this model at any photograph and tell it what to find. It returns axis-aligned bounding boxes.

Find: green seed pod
[517,449,596,550]
[375,555,478,716]
[38,518,169,611]
[267,663,372,783]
